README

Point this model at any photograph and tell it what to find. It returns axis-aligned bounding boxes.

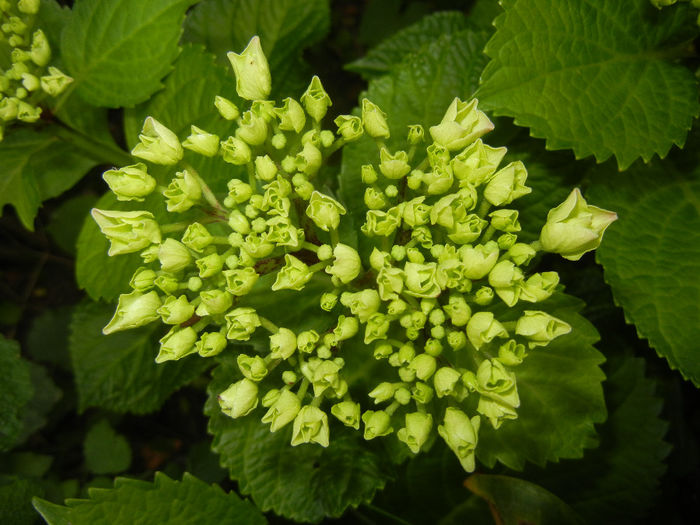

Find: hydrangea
[93,36,616,473]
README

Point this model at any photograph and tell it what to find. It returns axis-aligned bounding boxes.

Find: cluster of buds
[0,0,73,140]
[651,0,700,24]
[92,36,616,472]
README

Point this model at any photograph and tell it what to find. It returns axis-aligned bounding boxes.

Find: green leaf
[356,0,432,48]
[0,129,96,231]
[69,301,209,414]
[474,293,607,470]
[531,357,670,524]
[476,0,700,170]
[346,11,470,78]
[61,0,198,107]
[206,355,392,522]
[47,194,99,256]
[0,338,33,452]
[182,0,330,97]
[466,474,585,525]
[84,420,131,475]
[26,307,72,371]
[1,477,46,525]
[33,472,267,525]
[587,163,700,384]
[17,364,62,444]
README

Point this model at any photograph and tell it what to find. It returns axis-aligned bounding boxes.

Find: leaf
[466,474,585,525]
[26,307,72,371]
[84,420,131,475]
[0,477,46,525]
[587,162,700,384]
[0,338,33,452]
[474,293,607,470]
[17,364,62,444]
[476,0,700,170]
[182,0,330,97]
[356,0,432,48]
[346,11,471,78]
[0,129,97,231]
[69,301,209,414]
[61,0,198,107]
[32,472,267,525]
[531,357,670,524]
[206,355,392,522]
[47,194,99,256]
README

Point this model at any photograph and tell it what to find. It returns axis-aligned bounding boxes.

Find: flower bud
[438,408,480,472]
[451,139,506,185]
[21,72,39,92]
[196,289,233,316]
[156,326,198,363]
[460,241,499,279]
[378,147,410,179]
[295,142,322,175]
[404,262,443,298]
[361,206,403,237]
[411,382,434,404]
[430,98,494,151]
[364,187,387,209]
[369,382,395,404]
[362,410,393,440]
[447,330,467,350]
[214,96,240,120]
[520,272,559,303]
[488,260,524,307]
[252,154,277,182]
[324,243,361,284]
[183,125,219,156]
[291,405,329,447]
[18,0,40,14]
[157,238,191,273]
[237,354,268,381]
[269,327,297,359]
[275,97,306,132]
[262,390,301,431]
[334,315,359,341]
[297,330,320,353]
[196,331,227,357]
[227,36,271,101]
[506,243,536,266]
[163,169,202,212]
[423,166,454,195]
[298,75,331,121]
[236,110,268,145]
[515,310,572,348]
[221,267,257,297]
[272,254,314,291]
[225,307,261,340]
[252,99,275,121]
[331,401,361,429]
[476,359,520,428]
[364,313,391,344]
[132,117,183,165]
[196,252,223,278]
[433,367,464,399]
[497,339,527,366]
[102,163,155,202]
[407,124,424,144]
[335,114,363,141]
[408,353,437,381]
[539,188,618,261]
[218,378,258,418]
[226,179,253,204]
[443,294,471,327]
[103,291,161,334]
[129,267,156,292]
[91,209,161,256]
[430,187,478,229]
[340,289,380,322]
[157,295,194,324]
[361,98,390,139]
[305,191,346,231]
[220,136,252,165]
[15,100,41,123]
[483,161,531,206]
[154,273,178,294]
[397,412,433,453]
[0,97,19,121]
[401,197,430,227]
[489,209,521,232]
[466,311,508,350]
[361,164,378,184]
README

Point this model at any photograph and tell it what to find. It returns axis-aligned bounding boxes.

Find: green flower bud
[361,206,403,237]
[361,164,378,184]
[362,410,393,440]
[398,366,416,382]
[515,311,572,348]
[430,188,478,229]
[156,326,198,363]
[291,405,329,447]
[297,330,320,353]
[196,289,233,316]
[447,214,487,245]
[364,187,387,209]
[488,260,524,307]
[483,161,531,206]
[324,243,361,284]
[311,359,342,397]
[306,191,346,231]
[447,330,467,350]
[430,98,494,151]
[394,387,411,405]
[0,97,19,121]
[476,359,520,428]
[466,311,508,350]
[433,367,464,399]
[223,267,259,296]
[251,99,276,121]
[102,163,155,202]
[318,292,337,311]
[237,354,268,381]
[334,315,359,341]
[270,327,297,359]
[262,389,281,407]
[132,117,183,165]
[378,147,411,179]
[272,254,314,291]
[404,262,443,298]
[91,209,161,256]
[460,241,499,279]
[236,110,268,145]
[18,0,40,14]
[423,166,454,195]
[411,382,434,404]
[497,339,527,366]
[275,97,306,132]
[228,209,250,235]
[16,100,42,122]
[196,332,227,357]
[340,289,380,322]
[438,408,480,472]
[451,139,506,185]
[220,135,252,165]
[369,382,395,404]
[262,390,301,431]
[187,276,203,292]
[196,253,223,278]
[539,188,618,261]
[218,378,258,418]
[295,142,322,175]
[183,125,219,156]
[227,35,271,101]
[103,290,161,334]
[361,98,390,139]
[252,154,277,182]
[227,179,253,204]
[157,295,194,324]
[301,75,332,122]
[163,169,202,212]
[225,307,261,340]
[129,267,157,292]
[331,401,361,429]
[335,114,363,141]
[214,95,240,120]
[157,238,191,273]
[489,209,521,232]
[282,371,298,384]
[443,294,471,326]
[364,312,391,344]
[408,353,437,381]
[407,124,424,144]
[400,197,429,227]
[520,272,559,303]
[21,72,39,92]
[397,412,433,453]
[427,143,451,169]
[154,273,178,294]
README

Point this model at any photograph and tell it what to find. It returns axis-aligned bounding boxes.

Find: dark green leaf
[0,476,46,525]
[47,194,99,256]
[0,338,33,452]
[33,472,267,525]
[84,420,131,475]
[26,307,72,371]
[17,364,62,443]
[61,0,198,107]
[206,355,392,522]
[69,301,209,414]
[587,163,700,384]
[477,0,700,169]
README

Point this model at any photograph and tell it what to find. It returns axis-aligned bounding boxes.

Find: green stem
[53,121,133,166]
[530,240,542,252]
[183,162,224,212]
[247,161,257,189]
[385,400,400,416]
[329,228,339,247]
[297,378,310,400]
[324,137,346,156]
[160,221,191,233]
[302,241,319,253]
[259,316,279,333]
[476,199,492,219]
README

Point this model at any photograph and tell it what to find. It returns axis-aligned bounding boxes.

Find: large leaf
[183,0,330,97]
[475,293,607,470]
[0,129,97,230]
[587,163,700,385]
[61,0,198,107]
[17,363,62,444]
[206,355,392,523]
[0,338,33,452]
[84,420,131,475]
[476,0,700,169]
[69,301,209,414]
[33,472,266,525]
